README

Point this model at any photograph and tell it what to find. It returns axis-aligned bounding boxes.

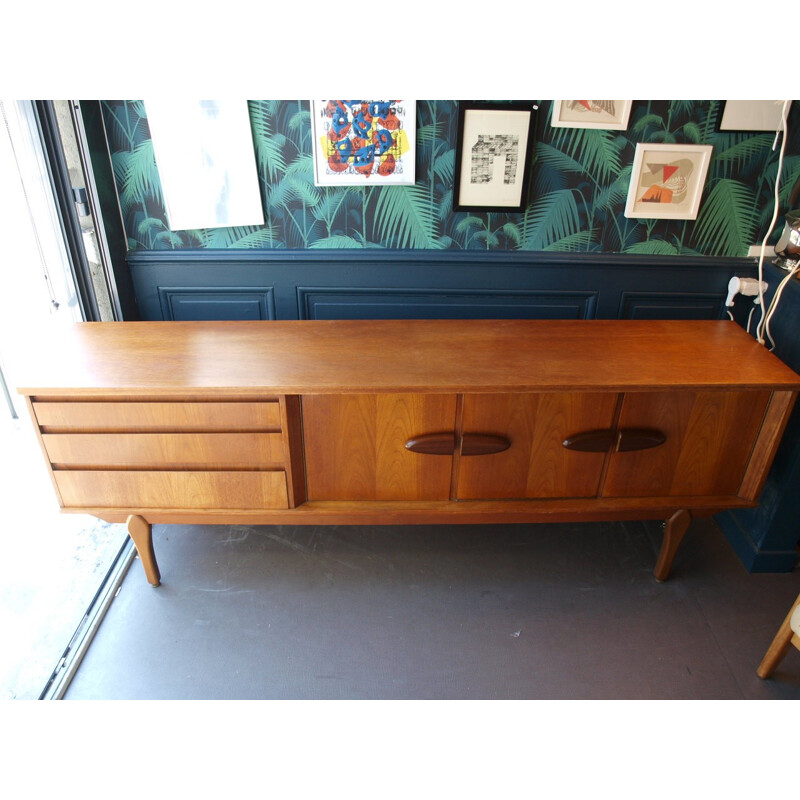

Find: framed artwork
[453,101,537,212]
[624,143,713,220]
[310,100,416,186]
[551,100,632,130]
[144,99,265,231]
[720,100,789,132]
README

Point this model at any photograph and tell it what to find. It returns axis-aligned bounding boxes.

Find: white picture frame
[625,143,713,220]
[310,100,416,186]
[551,100,632,130]
[144,99,265,231]
[720,100,789,132]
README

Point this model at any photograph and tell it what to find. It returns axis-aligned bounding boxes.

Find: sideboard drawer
[32,401,281,432]
[41,432,286,470]
[53,470,289,509]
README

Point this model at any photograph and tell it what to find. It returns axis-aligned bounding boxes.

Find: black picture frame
[453,101,537,213]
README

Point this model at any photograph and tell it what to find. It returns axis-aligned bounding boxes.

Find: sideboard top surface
[15,319,800,397]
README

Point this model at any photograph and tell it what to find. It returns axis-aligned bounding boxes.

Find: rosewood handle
[461,433,511,456]
[616,428,666,452]
[405,432,511,456]
[563,428,667,453]
[562,429,616,452]
[405,433,456,455]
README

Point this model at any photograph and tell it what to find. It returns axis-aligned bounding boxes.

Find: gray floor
[63,517,800,700]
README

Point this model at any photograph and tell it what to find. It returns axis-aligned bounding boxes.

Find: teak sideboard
[16,319,800,587]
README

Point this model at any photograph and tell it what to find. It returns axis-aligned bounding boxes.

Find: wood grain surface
[33,400,281,431]
[602,390,771,497]
[42,432,285,470]
[303,393,458,500]
[457,392,618,499]
[54,470,289,509]
[16,320,800,396]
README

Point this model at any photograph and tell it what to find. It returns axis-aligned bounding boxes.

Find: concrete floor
[63,516,800,700]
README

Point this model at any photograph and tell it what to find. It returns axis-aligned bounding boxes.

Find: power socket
[726,276,768,307]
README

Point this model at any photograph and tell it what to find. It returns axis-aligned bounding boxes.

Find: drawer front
[54,470,289,510]
[33,401,281,432]
[41,433,285,470]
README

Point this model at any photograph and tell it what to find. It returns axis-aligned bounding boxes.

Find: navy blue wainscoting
[125,248,800,573]
[127,250,753,322]
[716,261,800,572]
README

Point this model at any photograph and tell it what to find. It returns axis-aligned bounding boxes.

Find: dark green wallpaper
[101,100,800,256]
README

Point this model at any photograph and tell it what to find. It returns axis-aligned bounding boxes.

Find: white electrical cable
[763,263,800,350]
[755,100,792,346]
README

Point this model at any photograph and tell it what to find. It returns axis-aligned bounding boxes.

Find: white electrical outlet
[748,245,775,258]
[726,276,768,307]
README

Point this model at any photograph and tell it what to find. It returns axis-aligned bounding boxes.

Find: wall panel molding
[128,249,757,323]
[619,291,726,320]
[298,287,598,320]
[157,286,276,321]
[128,247,757,271]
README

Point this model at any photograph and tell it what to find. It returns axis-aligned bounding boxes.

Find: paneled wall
[717,261,800,573]
[129,249,754,322]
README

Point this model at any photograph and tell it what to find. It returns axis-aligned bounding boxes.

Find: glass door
[0,100,130,700]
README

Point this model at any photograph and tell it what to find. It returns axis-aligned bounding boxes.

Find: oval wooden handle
[616,428,667,452]
[461,433,511,456]
[562,429,616,452]
[405,433,511,456]
[405,433,456,455]
[563,428,667,452]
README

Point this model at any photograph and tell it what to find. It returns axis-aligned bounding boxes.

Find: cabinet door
[457,393,618,499]
[302,394,458,501]
[602,390,770,498]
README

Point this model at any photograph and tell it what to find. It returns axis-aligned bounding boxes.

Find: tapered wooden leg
[126,514,161,587]
[654,509,692,582]
[757,593,800,679]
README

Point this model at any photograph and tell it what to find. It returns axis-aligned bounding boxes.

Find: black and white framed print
[453,102,537,212]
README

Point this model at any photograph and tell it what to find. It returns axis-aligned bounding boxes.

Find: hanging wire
[754,100,792,347]
[0,100,60,312]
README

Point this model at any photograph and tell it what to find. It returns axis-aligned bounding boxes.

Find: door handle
[405,432,511,456]
[461,433,511,456]
[563,428,666,452]
[562,430,616,452]
[405,433,456,455]
[616,428,666,452]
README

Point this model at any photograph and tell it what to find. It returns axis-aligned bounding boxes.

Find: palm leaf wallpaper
[101,100,800,256]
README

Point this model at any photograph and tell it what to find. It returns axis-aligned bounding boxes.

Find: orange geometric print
[640,184,674,203]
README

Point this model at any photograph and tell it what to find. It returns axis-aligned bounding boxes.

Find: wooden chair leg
[654,509,692,582]
[126,514,161,587]
[757,593,800,679]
